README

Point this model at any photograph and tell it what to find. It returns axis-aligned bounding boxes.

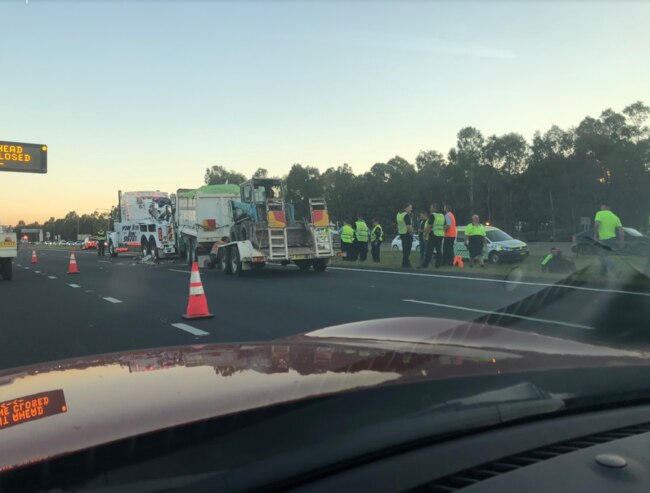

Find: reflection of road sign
[580,217,590,226]
[515,221,523,232]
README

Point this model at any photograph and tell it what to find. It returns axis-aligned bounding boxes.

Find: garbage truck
[174,184,241,267]
[0,225,17,281]
[107,191,177,259]
[210,178,335,275]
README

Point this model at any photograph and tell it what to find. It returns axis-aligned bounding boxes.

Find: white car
[390,235,420,252]
[455,226,529,264]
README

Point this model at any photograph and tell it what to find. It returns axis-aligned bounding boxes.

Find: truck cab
[0,225,17,281]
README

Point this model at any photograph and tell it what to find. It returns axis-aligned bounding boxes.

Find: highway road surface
[1,248,649,370]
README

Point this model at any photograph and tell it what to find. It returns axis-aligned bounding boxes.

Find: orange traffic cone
[182,262,213,319]
[453,256,464,268]
[67,251,80,274]
[31,250,39,264]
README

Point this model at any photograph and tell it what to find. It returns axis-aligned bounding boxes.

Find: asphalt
[1,248,649,370]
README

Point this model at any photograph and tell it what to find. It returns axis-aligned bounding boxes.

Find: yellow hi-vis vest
[341,225,354,244]
[355,221,369,242]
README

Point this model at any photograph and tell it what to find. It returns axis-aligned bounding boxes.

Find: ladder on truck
[266,198,289,260]
[309,198,333,257]
[268,228,288,260]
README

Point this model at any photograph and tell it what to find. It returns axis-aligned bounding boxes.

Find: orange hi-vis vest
[445,212,457,238]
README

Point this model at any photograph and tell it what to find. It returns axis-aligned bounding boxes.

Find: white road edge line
[103,297,123,303]
[171,323,209,336]
[329,266,650,298]
[67,284,81,288]
[169,269,191,274]
[48,276,57,279]
[403,299,595,331]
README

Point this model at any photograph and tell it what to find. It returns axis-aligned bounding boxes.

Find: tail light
[158,228,163,241]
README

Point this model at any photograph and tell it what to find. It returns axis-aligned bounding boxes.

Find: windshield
[486,229,515,242]
[1,0,649,487]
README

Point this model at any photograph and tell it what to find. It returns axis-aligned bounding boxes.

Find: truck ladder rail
[268,228,289,260]
[308,197,333,258]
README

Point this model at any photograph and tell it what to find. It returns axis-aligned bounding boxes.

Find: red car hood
[0,317,648,471]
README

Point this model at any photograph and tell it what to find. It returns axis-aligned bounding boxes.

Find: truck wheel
[295,260,311,271]
[109,240,118,258]
[220,248,232,275]
[230,247,243,276]
[141,237,150,257]
[1,258,12,281]
[313,259,327,272]
[149,237,159,260]
[186,239,194,266]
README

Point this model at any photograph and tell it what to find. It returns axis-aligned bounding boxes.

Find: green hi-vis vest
[432,213,445,237]
[396,211,409,234]
[370,224,383,242]
[355,221,369,242]
[341,225,354,244]
[541,254,553,266]
[97,231,106,240]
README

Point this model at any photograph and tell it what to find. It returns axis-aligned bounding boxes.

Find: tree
[253,168,268,178]
[204,165,246,185]
[285,164,323,219]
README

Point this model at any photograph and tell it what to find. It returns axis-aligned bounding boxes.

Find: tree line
[206,101,650,241]
[15,102,649,242]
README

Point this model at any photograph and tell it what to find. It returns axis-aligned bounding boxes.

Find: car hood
[493,239,527,248]
[1,317,649,471]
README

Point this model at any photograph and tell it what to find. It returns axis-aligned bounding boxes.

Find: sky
[1,0,649,225]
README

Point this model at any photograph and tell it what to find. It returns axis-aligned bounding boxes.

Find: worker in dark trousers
[370,219,383,262]
[355,215,369,261]
[442,204,457,266]
[420,204,445,268]
[340,221,355,261]
[97,229,106,257]
[396,203,414,268]
[417,211,428,266]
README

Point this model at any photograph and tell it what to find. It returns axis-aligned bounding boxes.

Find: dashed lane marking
[103,297,123,304]
[171,323,209,336]
[48,276,56,279]
[68,284,81,288]
[403,299,595,330]
[98,260,111,264]
[34,270,40,273]
[169,269,191,274]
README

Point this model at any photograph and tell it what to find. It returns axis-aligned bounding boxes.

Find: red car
[2,318,650,492]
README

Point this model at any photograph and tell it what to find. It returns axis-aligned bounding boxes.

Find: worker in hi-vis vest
[420,203,445,269]
[370,219,383,263]
[442,204,457,266]
[396,203,414,268]
[340,221,355,261]
[354,215,369,262]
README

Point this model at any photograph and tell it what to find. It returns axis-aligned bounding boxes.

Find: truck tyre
[230,246,243,276]
[313,259,327,272]
[1,258,12,281]
[295,260,311,271]
[141,236,150,257]
[220,248,232,275]
[149,237,159,260]
[108,240,118,258]
[186,239,194,266]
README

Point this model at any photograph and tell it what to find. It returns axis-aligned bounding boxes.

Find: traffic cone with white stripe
[31,250,39,264]
[67,251,80,274]
[182,262,213,319]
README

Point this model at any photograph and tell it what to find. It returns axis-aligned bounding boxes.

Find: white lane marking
[48,276,57,279]
[403,299,595,330]
[68,284,81,288]
[169,269,191,274]
[103,297,123,304]
[34,270,40,273]
[329,266,650,298]
[171,323,209,336]
[98,260,111,264]
[16,264,21,267]
[23,267,30,270]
